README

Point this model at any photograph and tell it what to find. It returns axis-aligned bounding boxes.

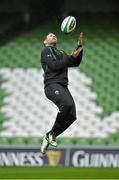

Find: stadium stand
[0,15,119,145]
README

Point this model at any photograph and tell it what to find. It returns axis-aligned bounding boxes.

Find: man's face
[45,33,57,45]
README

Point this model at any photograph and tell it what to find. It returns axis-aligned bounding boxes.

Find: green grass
[0,167,119,179]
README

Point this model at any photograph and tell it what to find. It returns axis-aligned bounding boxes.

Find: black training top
[41,46,83,87]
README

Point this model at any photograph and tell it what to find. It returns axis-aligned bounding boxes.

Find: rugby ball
[61,16,76,34]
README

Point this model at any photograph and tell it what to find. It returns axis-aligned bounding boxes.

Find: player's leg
[41,84,76,154]
[44,83,74,144]
[54,87,76,136]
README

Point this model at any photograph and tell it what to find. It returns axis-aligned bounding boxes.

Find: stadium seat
[0,16,119,145]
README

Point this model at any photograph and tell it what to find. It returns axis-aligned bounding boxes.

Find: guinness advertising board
[0,146,119,167]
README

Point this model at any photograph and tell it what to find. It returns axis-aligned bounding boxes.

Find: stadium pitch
[0,167,119,179]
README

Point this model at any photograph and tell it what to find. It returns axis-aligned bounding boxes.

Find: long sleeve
[41,47,70,71]
[68,49,83,67]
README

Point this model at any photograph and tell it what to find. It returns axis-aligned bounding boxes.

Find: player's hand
[71,47,83,58]
[71,32,83,58]
[77,32,83,46]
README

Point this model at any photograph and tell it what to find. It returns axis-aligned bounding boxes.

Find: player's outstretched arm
[77,32,83,47]
[68,32,83,67]
[71,32,83,58]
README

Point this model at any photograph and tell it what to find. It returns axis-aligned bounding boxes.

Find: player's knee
[69,105,76,121]
[71,114,76,122]
[60,102,74,116]
[64,103,73,113]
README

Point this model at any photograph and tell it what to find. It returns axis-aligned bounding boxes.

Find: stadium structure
[0,0,119,173]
